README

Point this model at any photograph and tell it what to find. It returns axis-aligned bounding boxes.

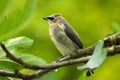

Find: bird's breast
[49,24,77,55]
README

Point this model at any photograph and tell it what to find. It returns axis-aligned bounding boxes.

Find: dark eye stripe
[47,17,54,20]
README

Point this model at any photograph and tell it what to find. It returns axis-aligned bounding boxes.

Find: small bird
[43,14,83,56]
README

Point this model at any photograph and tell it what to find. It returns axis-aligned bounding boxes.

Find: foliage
[0,36,56,80]
[0,0,37,41]
[0,0,120,80]
[78,40,107,71]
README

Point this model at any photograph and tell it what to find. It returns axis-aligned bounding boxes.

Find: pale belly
[49,26,77,56]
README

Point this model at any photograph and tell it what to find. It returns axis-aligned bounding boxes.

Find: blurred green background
[1,0,120,80]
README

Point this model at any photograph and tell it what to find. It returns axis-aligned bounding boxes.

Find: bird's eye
[47,17,54,20]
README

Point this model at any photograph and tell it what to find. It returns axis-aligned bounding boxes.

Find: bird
[43,14,83,56]
[43,14,94,76]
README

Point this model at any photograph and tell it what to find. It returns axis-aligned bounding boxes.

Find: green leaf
[0,0,12,16]
[0,76,11,80]
[34,71,56,80]
[0,0,38,42]
[13,53,46,65]
[0,76,21,80]
[8,77,21,80]
[78,40,107,70]
[0,36,34,58]
[0,59,23,71]
[111,22,120,32]
[0,77,21,80]
[4,36,34,51]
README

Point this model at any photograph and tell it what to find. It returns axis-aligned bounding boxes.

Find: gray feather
[63,23,83,49]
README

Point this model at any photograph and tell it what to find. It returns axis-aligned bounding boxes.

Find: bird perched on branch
[43,14,83,56]
[43,14,94,77]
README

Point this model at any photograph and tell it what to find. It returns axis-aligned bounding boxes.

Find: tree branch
[0,32,120,79]
[0,56,91,79]
[58,32,120,61]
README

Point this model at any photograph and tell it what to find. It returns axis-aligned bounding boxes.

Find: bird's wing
[63,23,83,49]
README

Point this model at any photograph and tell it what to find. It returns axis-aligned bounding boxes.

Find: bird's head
[43,14,62,24]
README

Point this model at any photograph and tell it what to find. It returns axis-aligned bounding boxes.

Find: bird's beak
[43,17,48,20]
